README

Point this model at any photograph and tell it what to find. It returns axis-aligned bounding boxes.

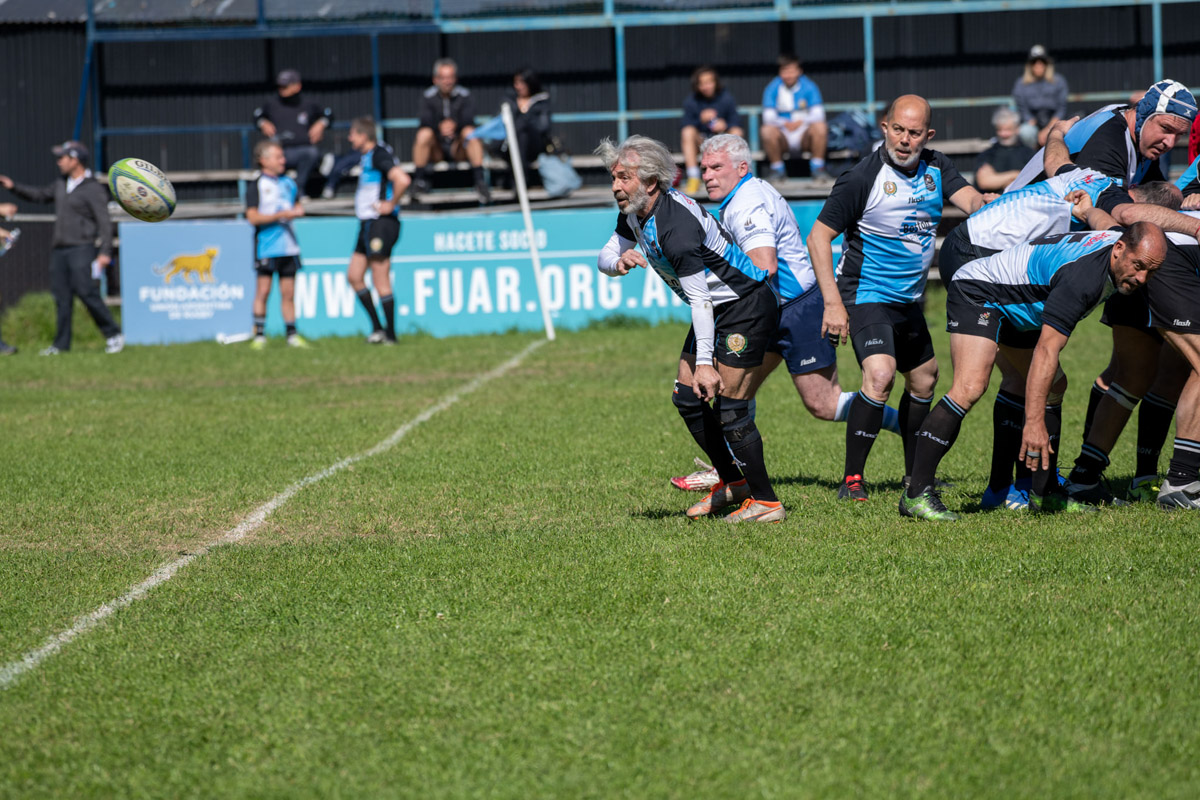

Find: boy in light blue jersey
[245,140,307,348]
[901,209,1168,522]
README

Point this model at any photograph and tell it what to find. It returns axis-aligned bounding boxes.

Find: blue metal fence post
[615,22,628,142]
[863,14,876,116]
[371,33,384,126]
[1152,0,1163,81]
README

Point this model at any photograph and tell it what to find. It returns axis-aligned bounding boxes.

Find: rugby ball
[107,158,176,222]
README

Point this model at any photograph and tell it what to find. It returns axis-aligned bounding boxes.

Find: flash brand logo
[864,338,885,346]
[1174,319,1192,327]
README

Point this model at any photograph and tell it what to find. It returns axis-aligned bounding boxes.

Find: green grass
[2,288,1198,798]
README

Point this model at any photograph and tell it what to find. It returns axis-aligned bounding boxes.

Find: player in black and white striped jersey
[597,135,785,523]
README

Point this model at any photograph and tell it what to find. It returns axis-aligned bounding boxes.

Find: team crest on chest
[883,181,898,196]
[924,174,936,193]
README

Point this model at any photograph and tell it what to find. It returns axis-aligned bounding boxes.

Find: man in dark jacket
[254,69,332,199]
[411,58,489,204]
[0,140,123,355]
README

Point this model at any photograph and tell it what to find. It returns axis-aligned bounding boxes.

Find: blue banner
[119,220,255,344]
[116,201,829,343]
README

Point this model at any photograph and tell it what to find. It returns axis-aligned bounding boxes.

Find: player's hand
[259,120,277,138]
[290,205,306,219]
[614,249,647,276]
[0,176,12,191]
[1182,193,1200,210]
[821,303,849,346]
[1066,189,1093,220]
[1020,421,1053,473]
[375,199,395,216]
[699,109,717,124]
[786,120,805,132]
[0,202,15,219]
[692,363,724,403]
[438,119,457,139]
[979,192,999,205]
[1048,116,1078,140]
[709,118,727,133]
[96,254,111,269]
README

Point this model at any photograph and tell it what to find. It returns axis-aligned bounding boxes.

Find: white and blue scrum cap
[1135,79,1198,137]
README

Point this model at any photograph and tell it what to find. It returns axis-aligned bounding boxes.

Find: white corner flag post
[501,102,556,341]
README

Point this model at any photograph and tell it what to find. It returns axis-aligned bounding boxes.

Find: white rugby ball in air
[108,157,176,222]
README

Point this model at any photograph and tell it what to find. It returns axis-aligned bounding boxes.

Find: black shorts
[1147,257,1200,334]
[945,282,1041,349]
[1101,290,1159,341]
[848,301,935,373]
[682,283,780,369]
[353,216,400,258]
[255,256,301,277]
[937,224,999,285]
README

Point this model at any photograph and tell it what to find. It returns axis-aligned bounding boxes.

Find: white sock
[834,391,856,422]
[686,166,700,179]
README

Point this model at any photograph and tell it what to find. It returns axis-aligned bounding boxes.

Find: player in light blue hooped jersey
[900,214,1168,522]
[808,95,992,503]
[245,140,308,349]
[347,116,410,344]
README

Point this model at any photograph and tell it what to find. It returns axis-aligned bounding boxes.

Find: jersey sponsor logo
[744,218,756,230]
[977,311,991,326]
[948,319,959,328]
[726,332,748,355]
[884,181,898,196]
[924,174,936,193]
[864,337,885,346]
[1084,234,1109,247]
[1083,174,1095,184]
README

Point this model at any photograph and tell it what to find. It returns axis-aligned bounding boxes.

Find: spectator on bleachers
[761,54,830,185]
[412,58,489,205]
[974,107,1034,192]
[1013,45,1068,150]
[505,67,552,184]
[254,69,332,200]
[680,66,744,196]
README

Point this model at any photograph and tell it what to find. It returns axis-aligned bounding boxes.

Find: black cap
[276,69,302,87]
[1027,44,1050,62]
[52,140,89,163]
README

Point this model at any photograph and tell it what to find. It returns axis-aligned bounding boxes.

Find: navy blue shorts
[768,286,837,375]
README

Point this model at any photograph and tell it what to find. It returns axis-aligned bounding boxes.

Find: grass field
[2,288,1199,798]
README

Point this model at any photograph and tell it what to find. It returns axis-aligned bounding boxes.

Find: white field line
[0,339,546,691]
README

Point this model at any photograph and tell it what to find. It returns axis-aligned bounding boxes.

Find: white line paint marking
[0,339,546,690]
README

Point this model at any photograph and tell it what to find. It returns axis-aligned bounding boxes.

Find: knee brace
[1105,382,1142,411]
[715,396,761,446]
[672,382,706,435]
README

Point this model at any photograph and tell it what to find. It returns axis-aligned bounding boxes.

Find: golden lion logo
[154,247,219,284]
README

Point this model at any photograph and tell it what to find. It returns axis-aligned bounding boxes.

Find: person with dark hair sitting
[505,67,552,184]
[680,66,744,197]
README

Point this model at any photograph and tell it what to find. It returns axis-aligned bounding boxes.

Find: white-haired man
[668,134,900,491]
[596,135,785,523]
